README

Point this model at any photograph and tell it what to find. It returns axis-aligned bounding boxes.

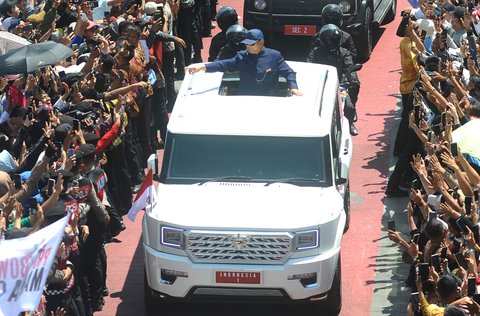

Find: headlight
[294,230,319,250]
[161,226,184,248]
[254,0,267,11]
[338,1,351,13]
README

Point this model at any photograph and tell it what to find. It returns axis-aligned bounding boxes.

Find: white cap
[144,2,163,15]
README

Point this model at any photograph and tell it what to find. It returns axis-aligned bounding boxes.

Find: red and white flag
[127,169,157,222]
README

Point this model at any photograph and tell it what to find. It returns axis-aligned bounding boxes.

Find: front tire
[144,269,174,312]
[357,5,373,62]
[343,183,351,233]
[324,254,342,315]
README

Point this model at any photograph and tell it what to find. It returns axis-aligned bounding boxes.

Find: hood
[149,182,343,230]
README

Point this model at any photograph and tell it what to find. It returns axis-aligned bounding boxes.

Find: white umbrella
[0,31,30,55]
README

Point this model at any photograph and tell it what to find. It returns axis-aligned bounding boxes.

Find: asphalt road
[97,0,413,315]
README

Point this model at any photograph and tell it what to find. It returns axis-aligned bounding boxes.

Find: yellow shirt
[420,296,445,316]
[400,37,420,94]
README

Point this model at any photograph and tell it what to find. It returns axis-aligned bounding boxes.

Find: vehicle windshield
[162,134,331,186]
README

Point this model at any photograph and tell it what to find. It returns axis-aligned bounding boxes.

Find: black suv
[243,0,397,61]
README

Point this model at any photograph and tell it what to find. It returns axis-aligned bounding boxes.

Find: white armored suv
[143,61,353,314]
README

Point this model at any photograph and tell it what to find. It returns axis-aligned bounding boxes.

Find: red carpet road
[99,1,407,314]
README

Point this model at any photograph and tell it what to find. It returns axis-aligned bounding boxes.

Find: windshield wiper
[264,178,322,186]
[199,176,253,185]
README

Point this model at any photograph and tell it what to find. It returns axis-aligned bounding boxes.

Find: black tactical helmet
[319,24,342,51]
[321,4,343,26]
[216,6,239,31]
[226,24,248,44]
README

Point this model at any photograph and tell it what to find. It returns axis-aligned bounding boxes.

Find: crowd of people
[386,0,480,314]
[0,0,221,315]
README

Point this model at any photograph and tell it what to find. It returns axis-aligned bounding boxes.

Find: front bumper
[143,244,340,302]
[243,13,363,39]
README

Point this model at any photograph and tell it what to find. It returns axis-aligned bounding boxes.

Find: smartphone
[474,188,479,201]
[425,131,432,143]
[465,196,473,215]
[441,28,448,44]
[411,179,421,190]
[13,174,22,190]
[412,233,420,244]
[73,119,80,131]
[414,105,421,123]
[67,148,75,158]
[411,292,420,313]
[47,178,55,197]
[428,211,438,221]
[417,262,430,282]
[457,217,469,235]
[420,30,427,41]
[455,252,469,270]
[431,253,441,273]
[440,247,448,258]
[441,112,446,126]
[468,35,478,63]
[28,197,37,215]
[387,220,396,231]
[451,142,458,157]
[469,277,477,296]
[473,227,480,245]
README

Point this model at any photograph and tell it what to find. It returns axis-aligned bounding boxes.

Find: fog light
[160,269,188,285]
[338,1,351,12]
[288,272,317,287]
[254,0,267,11]
[161,269,188,278]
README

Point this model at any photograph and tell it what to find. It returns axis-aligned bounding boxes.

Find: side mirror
[147,153,161,181]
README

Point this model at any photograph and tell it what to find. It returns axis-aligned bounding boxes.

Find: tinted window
[163,134,331,186]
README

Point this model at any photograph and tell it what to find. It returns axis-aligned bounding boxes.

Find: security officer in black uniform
[208,6,238,61]
[310,4,358,61]
[71,144,110,312]
[187,29,303,97]
[307,24,360,135]
[216,24,247,60]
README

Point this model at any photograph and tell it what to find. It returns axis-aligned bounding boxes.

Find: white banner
[0,215,69,316]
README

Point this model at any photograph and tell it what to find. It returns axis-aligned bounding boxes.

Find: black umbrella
[0,41,73,76]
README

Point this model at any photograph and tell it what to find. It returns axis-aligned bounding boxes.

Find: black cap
[83,133,100,146]
[425,56,440,71]
[453,6,466,19]
[54,123,72,143]
[44,202,66,222]
[75,143,96,159]
[442,2,455,12]
[75,101,93,113]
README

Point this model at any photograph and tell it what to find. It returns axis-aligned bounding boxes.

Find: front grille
[272,0,324,15]
[186,231,292,264]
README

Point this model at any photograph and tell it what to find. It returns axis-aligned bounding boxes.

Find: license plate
[284,25,317,36]
[215,271,261,284]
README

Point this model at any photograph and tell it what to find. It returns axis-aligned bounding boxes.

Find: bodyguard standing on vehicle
[307,24,360,136]
[186,29,303,96]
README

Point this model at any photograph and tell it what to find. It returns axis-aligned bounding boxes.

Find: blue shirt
[205,48,298,96]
